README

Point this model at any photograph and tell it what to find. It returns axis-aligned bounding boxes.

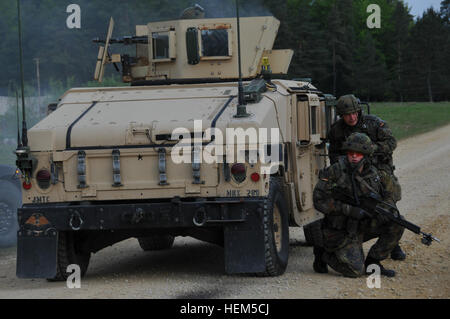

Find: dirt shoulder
[0,125,449,299]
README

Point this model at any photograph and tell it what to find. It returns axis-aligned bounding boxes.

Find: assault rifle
[332,189,440,246]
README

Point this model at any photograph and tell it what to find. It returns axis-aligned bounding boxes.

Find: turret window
[150,30,176,62]
[201,29,229,57]
[152,32,169,59]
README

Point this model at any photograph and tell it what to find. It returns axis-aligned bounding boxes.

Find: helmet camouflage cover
[336,94,361,116]
[180,4,205,19]
[341,132,374,155]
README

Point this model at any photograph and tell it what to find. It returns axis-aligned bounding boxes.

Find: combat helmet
[341,132,374,155]
[336,94,361,116]
[180,4,205,19]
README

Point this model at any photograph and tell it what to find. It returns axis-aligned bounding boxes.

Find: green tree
[407,8,447,102]
[354,32,388,101]
[381,1,413,101]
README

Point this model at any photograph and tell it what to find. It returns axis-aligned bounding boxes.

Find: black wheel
[303,220,323,247]
[259,177,290,276]
[47,231,91,281]
[0,180,21,248]
[138,234,175,251]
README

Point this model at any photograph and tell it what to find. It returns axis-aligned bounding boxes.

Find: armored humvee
[15,11,337,280]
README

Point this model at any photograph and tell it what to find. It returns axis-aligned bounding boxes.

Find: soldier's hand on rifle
[342,204,369,220]
[375,212,391,224]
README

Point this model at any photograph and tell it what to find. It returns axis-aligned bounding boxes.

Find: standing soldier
[326,94,405,260]
[313,133,404,278]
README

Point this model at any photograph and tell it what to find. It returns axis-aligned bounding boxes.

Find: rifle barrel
[332,189,440,245]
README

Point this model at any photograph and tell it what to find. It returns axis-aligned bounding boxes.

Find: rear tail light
[36,169,51,189]
[250,172,260,182]
[22,181,32,190]
[230,163,246,183]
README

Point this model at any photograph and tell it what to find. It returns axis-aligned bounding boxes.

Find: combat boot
[313,246,328,274]
[390,244,406,261]
[365,256,395,277]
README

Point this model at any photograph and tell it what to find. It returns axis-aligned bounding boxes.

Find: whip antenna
[16,90,21,147]
[234,0,250,118]
[17,0,28,147]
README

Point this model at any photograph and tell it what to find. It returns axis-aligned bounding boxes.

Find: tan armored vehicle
[15,10,336,279]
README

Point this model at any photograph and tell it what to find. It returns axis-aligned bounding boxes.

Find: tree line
[0,0,449,102]
[268,0,450,102]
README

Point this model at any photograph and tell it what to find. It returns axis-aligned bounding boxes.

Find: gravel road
[1,125,449,299]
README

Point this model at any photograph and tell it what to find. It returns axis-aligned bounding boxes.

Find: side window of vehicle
[151,30,176,62]
[152,32,169,59]
[200,29,229,57]
[310,105,317,135]
[297,96,310,143]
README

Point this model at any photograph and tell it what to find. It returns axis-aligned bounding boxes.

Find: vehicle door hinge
[192,146,204,184]
[112,149,123,187]
[158,148,169,186]
[77,150,88,189]
[50,160,59,184]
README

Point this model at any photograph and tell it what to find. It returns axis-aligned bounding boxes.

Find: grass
[369,102,450,140]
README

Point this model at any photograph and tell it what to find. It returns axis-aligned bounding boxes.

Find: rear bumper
[17,197,269,278]
[18,197,265,232]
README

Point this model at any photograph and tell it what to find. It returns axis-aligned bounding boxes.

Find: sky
[403,0,443,17]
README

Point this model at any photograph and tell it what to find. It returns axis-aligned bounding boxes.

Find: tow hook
[193,208,207,227]
[69,211,83,231]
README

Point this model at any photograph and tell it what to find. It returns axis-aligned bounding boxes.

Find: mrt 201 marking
[32,196,50,204]
[226,190,260,197]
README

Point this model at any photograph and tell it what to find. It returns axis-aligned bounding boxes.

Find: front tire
[259,177,289,276]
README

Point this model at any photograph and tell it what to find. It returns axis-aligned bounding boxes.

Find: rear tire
[138,234,175,251]
[0,180,21,248]
[47,231,91,281]
[259,177,289,276]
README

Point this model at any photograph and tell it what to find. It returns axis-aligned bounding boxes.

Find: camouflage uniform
[328,95,401,202]
[313,133,404,278]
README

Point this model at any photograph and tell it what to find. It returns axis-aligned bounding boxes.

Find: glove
[375,212,391,224]
[342,204,369,220]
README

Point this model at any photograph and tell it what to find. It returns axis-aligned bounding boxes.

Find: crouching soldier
[312,133,404,278]
[327,94,405,260]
